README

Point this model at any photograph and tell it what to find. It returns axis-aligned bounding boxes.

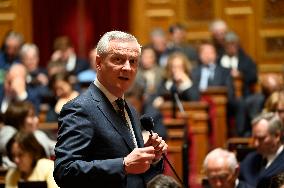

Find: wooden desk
[163,118,187,184]
[159,101,209,187]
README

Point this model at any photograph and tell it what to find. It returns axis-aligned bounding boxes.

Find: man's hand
[144,133,168,162]
[123,146,155,174]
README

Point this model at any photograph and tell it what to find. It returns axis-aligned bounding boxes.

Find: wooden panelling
[0,0,32,43]
[130,0,284,66]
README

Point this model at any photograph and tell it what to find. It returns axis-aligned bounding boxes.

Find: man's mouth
[118,76,129,81]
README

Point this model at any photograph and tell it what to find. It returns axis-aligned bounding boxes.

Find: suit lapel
[89,84,136,150]
[260,148,284,177]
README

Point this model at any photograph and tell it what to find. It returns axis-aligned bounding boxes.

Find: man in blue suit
[239,112,284,188]
[54,31,168,188]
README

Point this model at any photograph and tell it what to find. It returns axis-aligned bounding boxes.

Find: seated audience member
[166,23,198,66]
[203,148,253,188]
[269,172,284,188]
[0,31,24,71]
[4,101,56,157]
[136,46,163,98]
[51,36,89,76]
[192,42,246,136]
[20,43,49,97]
[153,52,199,109]
[46,72,79,122]
[239,112,284,188]
[5,132,59,188]
[77,47,97,86]
[276,90,284,124]
[125,82,167,140]
[218,31,257,98]
[245,74,283,134]
[147,174,181,188]
[209,19,228,58]
[145,28,168,66]
[0,63,41,114]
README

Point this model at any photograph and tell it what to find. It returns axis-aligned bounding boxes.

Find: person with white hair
[240,112,284,188]
[203,148,253,188]
[209,19,228,58]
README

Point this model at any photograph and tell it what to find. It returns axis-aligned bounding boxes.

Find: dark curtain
[32,0,129,67]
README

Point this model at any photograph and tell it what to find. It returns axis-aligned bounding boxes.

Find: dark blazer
[240,149,284,187]
[54,83,163,188]
[218,48,257,97]
[71,58,90,75]
[191,64,235,102]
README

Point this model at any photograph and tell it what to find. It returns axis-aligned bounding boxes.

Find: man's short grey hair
[224,31,239,43]
[20,43,39,59]
[5,31,24,45]
[209,19,228,32]
[96,31,141,57]
[203,148,238,173]
[252,112,284,139]
[150,28,166,38]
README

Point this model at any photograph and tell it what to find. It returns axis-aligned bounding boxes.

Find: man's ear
[96,55,102,71]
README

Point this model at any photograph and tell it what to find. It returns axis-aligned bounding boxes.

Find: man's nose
[122,60,131,70]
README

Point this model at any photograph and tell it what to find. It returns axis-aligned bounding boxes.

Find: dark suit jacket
[191,64,235,102]
[218,48,257,97]
[71,58,90,75]
[240,149,284,187]
[54,83,163,188]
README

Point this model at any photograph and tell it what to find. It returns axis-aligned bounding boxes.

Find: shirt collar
[94,79,124,103]
[266,145,284,168]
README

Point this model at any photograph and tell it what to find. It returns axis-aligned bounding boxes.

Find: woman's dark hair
[4,101,35,130]
[49,72,75,91]
[6,131,46,168]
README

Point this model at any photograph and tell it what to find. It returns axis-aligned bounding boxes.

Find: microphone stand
[149,130,186,188]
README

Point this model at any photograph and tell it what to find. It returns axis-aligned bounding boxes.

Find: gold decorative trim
[225,7,253,15]
[0,13,16,21]
[260,30,284,37]
[146,9,174,17]
[147,0,171,4]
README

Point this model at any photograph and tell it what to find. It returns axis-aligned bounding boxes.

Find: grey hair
[20,43,39,59]
[224,31,239,43]
[5,31,24,45]
[209,19,228,32]
[96,31,141,57]
[203,148,238,173]
[252,112,284,139]
[150,28,166,38]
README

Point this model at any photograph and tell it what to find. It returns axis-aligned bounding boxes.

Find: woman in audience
[5,131,59,188]
[4,101,56,157]
[152,52,199,109]
[46,72,79,122]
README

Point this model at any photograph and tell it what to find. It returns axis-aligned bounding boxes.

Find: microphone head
[140,114,154,132]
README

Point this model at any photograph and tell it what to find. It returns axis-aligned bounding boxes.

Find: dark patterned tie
[115,98,137,147]
[115,98,128,127]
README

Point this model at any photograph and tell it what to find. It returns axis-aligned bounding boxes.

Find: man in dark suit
[218,31,257,98]
[0,63,41,114]
[53,31,168,188]
[239,112,284,188]
[203,148,253,188]
[191,42,246,136]
[51,36,89,76]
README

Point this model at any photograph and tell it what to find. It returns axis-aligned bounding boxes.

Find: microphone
[170,82,185,118]
[140,115,186,187]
